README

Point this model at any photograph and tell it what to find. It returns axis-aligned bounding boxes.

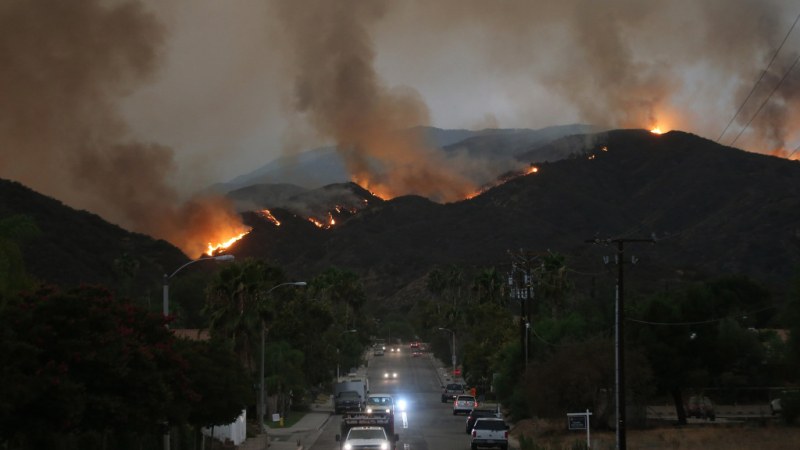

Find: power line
[718,10,800,143]
[627,304,780,327]
[729,53,800,148]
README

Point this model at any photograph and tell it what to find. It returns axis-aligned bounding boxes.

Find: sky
[2,0,799,256]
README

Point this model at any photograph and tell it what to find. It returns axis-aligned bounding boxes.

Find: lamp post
[162,254,234,450]
[259,281,307,434]
[163,254,235,325]
[438,327,456,376]
[337,329,358,382]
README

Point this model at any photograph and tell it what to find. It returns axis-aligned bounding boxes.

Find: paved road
[311,348,480,450]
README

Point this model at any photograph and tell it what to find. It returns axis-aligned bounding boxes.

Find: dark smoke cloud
[0,0,247,257]
[406,0,799,150]
[270,0,800,200]
[272,0,477,202]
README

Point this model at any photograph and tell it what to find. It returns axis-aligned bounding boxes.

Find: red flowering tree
[0,285,191,446]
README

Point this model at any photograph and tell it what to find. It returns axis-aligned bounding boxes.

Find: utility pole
[586,237,654,450]
[508,249,539,366]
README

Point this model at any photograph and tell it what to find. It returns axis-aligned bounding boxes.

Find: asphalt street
[310,348,482,450]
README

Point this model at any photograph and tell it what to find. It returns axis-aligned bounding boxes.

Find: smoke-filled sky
[2,0,799,255]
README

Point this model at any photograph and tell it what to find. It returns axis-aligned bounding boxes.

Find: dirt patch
[511,418,800,449]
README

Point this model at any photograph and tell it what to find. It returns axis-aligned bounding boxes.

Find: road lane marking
[401,411,408,429]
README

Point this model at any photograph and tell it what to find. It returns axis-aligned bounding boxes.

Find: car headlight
[393,372,398,378]
[366,407,373,413]
[344,444,353,450]
[380,443,389,450]
[397,399,407,411]
[384,373,389,378]
[385,408,391,413]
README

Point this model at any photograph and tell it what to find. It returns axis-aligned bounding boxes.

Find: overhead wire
[626,304,780,327]
[717,11,800,144]
[729,53,800,148]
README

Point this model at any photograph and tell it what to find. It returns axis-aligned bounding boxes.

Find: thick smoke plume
[0,0,247,257]
[272,0,477,202]
[273,0,800,180]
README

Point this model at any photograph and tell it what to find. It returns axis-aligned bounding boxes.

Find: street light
[162,254,234,450]
[337,329,358,382]
[259,281,307,434]
[438,327,456,376]
[163,254,235,324]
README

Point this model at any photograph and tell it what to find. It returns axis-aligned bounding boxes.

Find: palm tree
[536,251,572,319]
[0,215,39,300]
[472,267,506,305]
[204,259,286,373]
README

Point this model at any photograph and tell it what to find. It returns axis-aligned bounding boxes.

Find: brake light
[472,430,477,438]
[504,431,508,439]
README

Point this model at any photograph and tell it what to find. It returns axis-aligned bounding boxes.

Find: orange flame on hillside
[465,165,541,200]
[260,209,281,226]
[207,231,249,256]
[650,126,664,135]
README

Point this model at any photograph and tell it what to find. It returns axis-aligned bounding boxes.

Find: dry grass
[511,418,800,449]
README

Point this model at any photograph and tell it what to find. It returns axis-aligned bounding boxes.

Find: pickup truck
[470,417,508,450]
[441,383,465,403]
[334,390,363,414]
[336,425,397,450]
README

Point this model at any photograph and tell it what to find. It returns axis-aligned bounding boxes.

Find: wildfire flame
[465,164,541,200]
[260,209,281,226]
[308,212,337,229]
[207,231,249,255]
[650,126,664,135]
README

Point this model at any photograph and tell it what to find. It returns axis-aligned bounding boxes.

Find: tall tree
[0,214,39,299]
[204,259,286,373]
[0,285,189,447]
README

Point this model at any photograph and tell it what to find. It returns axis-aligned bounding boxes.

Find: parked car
[465,407,501,433]
[453,394,478,415]
[470,417,508,450]
[334,390,363,414]
[686,395,715,421]
[441,383,465,403]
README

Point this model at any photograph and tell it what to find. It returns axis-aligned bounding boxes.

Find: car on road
[453,394,478,415]
[373,347,385,356]
[470,417,509,450]
[336,425,398,450]
[383,371,398,379]
[685,395,715,421]
[441,383,466,403]
[465,407,501,433]
[365,393,395,417]
[412,350,421,357]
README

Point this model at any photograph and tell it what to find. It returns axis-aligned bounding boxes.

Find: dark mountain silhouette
[0,179,188,295]
[225,129,800,301]
[4,128,799,309]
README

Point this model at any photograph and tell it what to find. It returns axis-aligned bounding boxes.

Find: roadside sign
[567,414,587,430]
[567,410,592,449]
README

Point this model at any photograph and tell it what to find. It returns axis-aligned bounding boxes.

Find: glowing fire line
[207,231,249,255]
